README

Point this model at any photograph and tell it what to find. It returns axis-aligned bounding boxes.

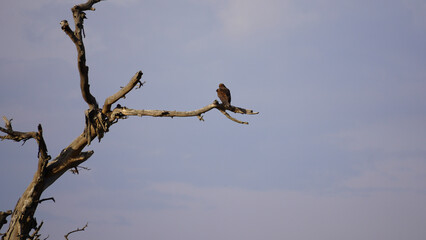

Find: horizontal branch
[75,0,102,11]
[226,105,259,115]
[113,103,216,118]
[110,101,259,124]
[37,197,56,204]
[0,118,50,163]
[0,117,37,143]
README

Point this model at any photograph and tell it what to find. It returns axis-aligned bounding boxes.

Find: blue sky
[1,0,426,239]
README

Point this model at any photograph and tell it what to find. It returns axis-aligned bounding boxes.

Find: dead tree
[0,0,258,239]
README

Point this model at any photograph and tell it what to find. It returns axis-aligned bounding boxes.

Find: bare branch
[227,105,259,115]
[0,118,51,165]
[75,0,102,11]
[37,198,55,204]
[109,100,259,124]
[64,223,88,240]
[2,116,12,130]
[29,221,43,240]
[60,20,77,43]
[0,116,38,143]
[103,71,144,114]
[46,150,94,184]
[218,109,248,124]
[70,166,91,174]
[36,124,50,163]
[112,102,217,119]
[61,0,101,109]
[42,148,94,191]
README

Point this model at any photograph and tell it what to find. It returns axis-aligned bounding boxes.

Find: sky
[1,0,426,239]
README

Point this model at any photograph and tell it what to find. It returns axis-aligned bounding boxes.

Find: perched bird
[216,83,231,107]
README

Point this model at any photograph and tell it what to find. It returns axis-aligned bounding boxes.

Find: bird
[216,83,231,107]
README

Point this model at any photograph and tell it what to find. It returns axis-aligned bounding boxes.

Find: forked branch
[61,0,101,109]
[0,117,37,143]
[0,117,50,162]
[100,71,258,124]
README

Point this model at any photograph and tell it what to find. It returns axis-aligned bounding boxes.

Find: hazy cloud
[212,0,317,39]
[330,116,426,153]
[39,182,426,240]
[342,158,426,191]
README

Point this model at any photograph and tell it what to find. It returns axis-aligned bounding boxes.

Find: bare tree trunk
[1,124,50,240]
[1,123,94,240]
[4,176,45,240]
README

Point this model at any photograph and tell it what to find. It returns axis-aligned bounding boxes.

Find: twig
[64,223,88,240]
[37,198,56,204]
[70,166,91,174]
[2,116,12,130]
[29,221,44,240]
